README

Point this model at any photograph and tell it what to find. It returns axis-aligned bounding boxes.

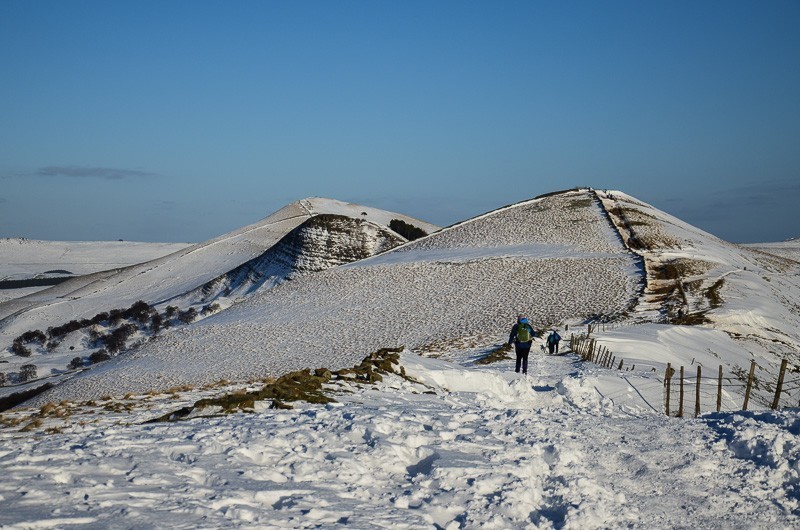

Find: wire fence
[569,333,799,416]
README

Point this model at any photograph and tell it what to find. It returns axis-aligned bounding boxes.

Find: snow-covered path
[1,351,798,529]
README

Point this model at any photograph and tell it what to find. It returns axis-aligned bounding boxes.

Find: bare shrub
[68,357,83,370]
[124,300,153,324]
[89,350,111,364]
[11,341,32,357]
[151,313,163,334]
[19,364,37,382]
[178,307,197,324]
[101,323,138,353]
[201,303,221,316]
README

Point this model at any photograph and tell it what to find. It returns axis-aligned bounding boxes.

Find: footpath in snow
[1,347,798,529]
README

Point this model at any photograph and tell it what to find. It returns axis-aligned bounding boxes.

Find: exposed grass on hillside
[606,205,683,250]
[147,347,411,422]
[474,343,513,365]
[706,279,725,309]
[566,198,594,210]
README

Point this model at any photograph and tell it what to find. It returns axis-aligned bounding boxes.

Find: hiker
[547,330,562,354]
[508,315,535,375]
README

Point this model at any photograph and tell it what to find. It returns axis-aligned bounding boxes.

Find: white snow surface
[0,199,438,392]
[745,240,800,262]
[0,239,190,302]
[1,349,798,529]
[30,191,643,402]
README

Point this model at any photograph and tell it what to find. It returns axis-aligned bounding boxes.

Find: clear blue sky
[1,0,798,243]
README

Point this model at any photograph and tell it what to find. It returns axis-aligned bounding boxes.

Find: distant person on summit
[508,315,535,375]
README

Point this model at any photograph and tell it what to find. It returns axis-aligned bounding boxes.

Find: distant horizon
[2,1,798,244]
[0,187,796,246]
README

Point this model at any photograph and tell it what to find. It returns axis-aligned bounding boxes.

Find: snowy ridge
[29,190,643,403]
[596,190,800,387]
[166,215,406,307]
[746,240,800,262]
[0,239,190,304]
[0,199,438,397]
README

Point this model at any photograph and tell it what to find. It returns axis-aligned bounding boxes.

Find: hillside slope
[31,189,644,402]
[0,199,437,396]
[597,190,800,386]
[0,239,190,303]
[745,240,800,262]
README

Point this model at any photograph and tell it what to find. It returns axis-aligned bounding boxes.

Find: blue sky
[1,1,798,243]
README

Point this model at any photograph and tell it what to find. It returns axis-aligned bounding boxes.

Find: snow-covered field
[1,347,798,529]
[0,239,190,303]
[746,240,800,262]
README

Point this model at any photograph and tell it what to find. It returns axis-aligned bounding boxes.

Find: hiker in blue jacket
[547,330,562,354]
[508,315,535,375]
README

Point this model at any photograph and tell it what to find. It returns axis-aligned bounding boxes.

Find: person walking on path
[508,315,535,375]
[546,330,562,354]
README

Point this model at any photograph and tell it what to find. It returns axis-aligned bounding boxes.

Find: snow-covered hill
[2,188,800,529]
[745,239,800,262]
[0,238,190,303]
[5,188,800,412]
[597,190,800,390]
[167,213,407,308]
[0,199,437,396]
[29,189,644,402]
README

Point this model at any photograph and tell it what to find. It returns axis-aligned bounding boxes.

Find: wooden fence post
[716,365,723,412]
[678,366,685,418]
[618,359,624,370]
[695,365,702,417]
[665,363,673,416]
[771,359,789,410]
[743,360,756,411]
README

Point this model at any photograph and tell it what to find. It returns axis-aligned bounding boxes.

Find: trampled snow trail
[1,350,798,529]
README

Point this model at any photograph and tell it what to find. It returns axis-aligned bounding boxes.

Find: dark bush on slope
[389,219,428,241]
[201,303,221,316]
[100,324,138,353]
[89,350,110,364]
[150,313,163,334]
[11,341,32,357]
[90,312,109,325]
[108,309,124,326]
[16,330,47,345]
[47,320,85,338]
[178,307,198,324]
[68,357,83,370]
[19,364,37,382]
[123,300,154,324]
